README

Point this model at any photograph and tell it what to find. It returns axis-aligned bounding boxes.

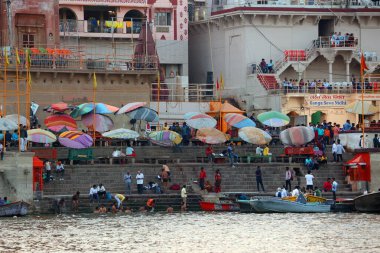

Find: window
[22,34,35,48]
[155,12,171,26]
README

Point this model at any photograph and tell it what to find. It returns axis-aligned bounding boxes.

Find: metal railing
[150,83,215,102]
[313,36,358,49]
[0,46,159,72]
[59,19,144,35]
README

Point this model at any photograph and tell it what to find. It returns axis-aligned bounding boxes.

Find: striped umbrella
[127,107,159,122]
[257,111,290,127]
[102,128,140,139]
[44,114,77,132]
[82,114,114,133]
[224,113,256,128]
[149,130,182,146]
[196,128,229,144]
[5,114,29,126]
[280,126,314,146]
[184,113,217,129]
[27,129,57,144]
[50,102,70,112]
[238,127,272,145]
[345,101,377,115]
[116,102,147,114]
[58,131,93,149]
[71,103,119,118]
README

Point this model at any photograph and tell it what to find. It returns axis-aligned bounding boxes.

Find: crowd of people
[329,32,356,47]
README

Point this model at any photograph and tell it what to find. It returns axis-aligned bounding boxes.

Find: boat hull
[250,198,331,213]
[0,201,30,217]
[354,192,380,213]
[199,201,240,212]
[237,200,257,213]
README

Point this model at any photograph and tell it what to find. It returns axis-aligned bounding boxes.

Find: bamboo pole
[361,56,365,148]
[93,73,96,146]
[16,51,21,151]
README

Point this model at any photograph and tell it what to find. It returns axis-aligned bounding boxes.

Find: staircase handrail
[256,64,270,90]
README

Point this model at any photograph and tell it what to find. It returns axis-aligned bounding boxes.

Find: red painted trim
[174,9,177,40]
[212,6,380,16]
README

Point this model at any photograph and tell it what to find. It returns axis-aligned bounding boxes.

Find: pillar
[346,60,351,82]
[328,60,333,83]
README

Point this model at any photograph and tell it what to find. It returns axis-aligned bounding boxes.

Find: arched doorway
[123,10,144,34]
[311,111,327,125]
[59,8,77,32]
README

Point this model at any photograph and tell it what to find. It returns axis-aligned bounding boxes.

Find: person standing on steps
[214,169,222,193]
[136,171,144,194]
[285,167,292,191]
[255,166,265,192]
[181,185,187,207]
[199,167,207,191]
[124,171,132,195]
[305,171,314,193]
[336,139,345,162]
[332,178,338,203]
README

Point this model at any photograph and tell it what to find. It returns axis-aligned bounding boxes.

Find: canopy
[102,128,140,139]
[344,152,371,182]
[257,111,290,127]
[196,128,229,144]
[345,101,377,115]
[117,102,147,114]
[82,114,114,133]
[70,103,119,118]
[149,130,182,146]
[0,118,18,130]
[207,101,245,133]
[185,112,217,129]
[44,114,77,132]
[27,129,57,144]
[5,114,29,126]
[224,113,256,128]
[280,126,314,146]
[127,107,159,122]
[238,127,272,145]
[58,131,93,149]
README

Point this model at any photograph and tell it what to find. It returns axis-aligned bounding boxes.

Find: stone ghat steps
[43,163,349,195]
[34,194,203,214]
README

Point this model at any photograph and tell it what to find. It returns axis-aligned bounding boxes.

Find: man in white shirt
[336,140,345,162]
[112,149,121,157]
[256,146,263,156]
[89,185,99,203]
[305,171,314,193]
[136,171,144,194]
[332,178,338,202]
[332,141,337,162]
[281,186,288,198]
[181,185,187,206]
[291,186,300,197]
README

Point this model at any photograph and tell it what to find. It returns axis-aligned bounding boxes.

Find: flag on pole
[4,48,9,66]
[220,73,224,90]
[216,77,220,90]
[27,71,32,88]
[360,53,369,74]
[93,72,97,89]
[25,49,31,68]
[15,48,21,65]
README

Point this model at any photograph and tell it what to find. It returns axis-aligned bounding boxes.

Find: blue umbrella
[127,107,159,122]
[70,103,119,118]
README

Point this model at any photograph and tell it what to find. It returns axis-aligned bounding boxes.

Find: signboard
[355,94,380,101]
[305,94,347,107]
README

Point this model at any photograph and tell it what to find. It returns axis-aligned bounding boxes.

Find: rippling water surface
[1,212,380,253]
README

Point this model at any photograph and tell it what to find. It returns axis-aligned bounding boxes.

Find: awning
[343,152,371,182]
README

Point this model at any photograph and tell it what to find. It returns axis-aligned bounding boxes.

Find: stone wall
[0,152,33,203]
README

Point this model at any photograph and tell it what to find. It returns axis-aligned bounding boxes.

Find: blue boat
[0,201,30,217]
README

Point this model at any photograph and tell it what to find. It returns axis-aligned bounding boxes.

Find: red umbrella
[50,102,70,112]
[44,114,77,132]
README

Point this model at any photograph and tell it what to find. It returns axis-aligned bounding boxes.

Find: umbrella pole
[360,53,365,147]
[16,49,21,152]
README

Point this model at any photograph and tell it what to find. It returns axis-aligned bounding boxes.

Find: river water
[0,212,379,253]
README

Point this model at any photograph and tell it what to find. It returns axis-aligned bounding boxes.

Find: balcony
[59,19,143,39]
[151,83,215,102]
[59,0,148,7]
[313,35,358,49]
[0,47,159,74]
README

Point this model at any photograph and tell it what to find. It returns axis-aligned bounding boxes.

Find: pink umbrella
[59,131,93,149]
[82,114,114,133]
[116,102,147,114]
[44,114,77,132]
[51,102,70,112]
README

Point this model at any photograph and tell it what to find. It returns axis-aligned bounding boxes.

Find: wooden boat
[328,198,355,213]
[237,200,256,213]
[199,201,240,212]
[282,195,326,203]
[354,192,380,213]
[0,201,30,217]
[250,198,330,213]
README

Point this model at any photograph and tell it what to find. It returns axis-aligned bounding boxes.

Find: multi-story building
[189,1,380,125]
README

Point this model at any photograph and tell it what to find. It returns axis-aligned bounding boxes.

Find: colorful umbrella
[82,114,114,133]
[50,102,70,112]
[238,127,272,145]
[149,130,182,146]
[116,102,147,115]
[70,103,119,118]
[5,114,29,126]
[184,112,202,120]
[44,114,77,132]
[0,118,18,130]
[127,107,159,122]
[185,113,217,129]
[257,111,290,127]
[58,131,93,149]
[196,128,229,144]
[345,101,377,115]
[224,113,256,128]
[27,129,57,144]
[280,126,314,146]
[102,128,140,139]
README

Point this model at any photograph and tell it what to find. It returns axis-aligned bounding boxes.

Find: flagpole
[360,52,365,148]
[16,49,21,151]
[157,70,160,129]
[2,48,8,150]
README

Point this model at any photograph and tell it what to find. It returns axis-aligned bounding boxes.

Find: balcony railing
[59,19,143,36]
[151,83,215,102]
[0,47,159,72]
[313,36,358,49]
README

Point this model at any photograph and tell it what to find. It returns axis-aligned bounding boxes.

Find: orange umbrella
[196,128,229,144]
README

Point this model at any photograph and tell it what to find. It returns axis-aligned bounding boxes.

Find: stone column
[328,60,333,83]
[346,60,351,82]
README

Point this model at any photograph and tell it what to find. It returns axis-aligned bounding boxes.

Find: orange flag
[360,54,369,74]
[216,77,220,90]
